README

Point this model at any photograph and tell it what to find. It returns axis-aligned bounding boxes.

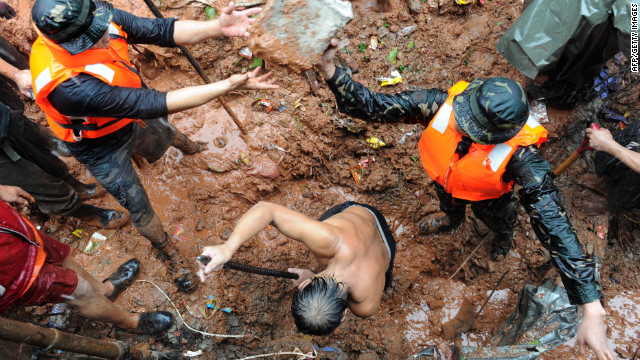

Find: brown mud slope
[2,0,640,359]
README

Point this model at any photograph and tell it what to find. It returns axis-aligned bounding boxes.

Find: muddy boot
[490,231,513,261]
[173,131,208,155]
[418,212,464,235]
[61,174,107,200]
[50,136,71,157]
[153,233,199,293]
[73,204,130,229]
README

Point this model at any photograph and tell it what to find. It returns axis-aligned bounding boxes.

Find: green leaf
[448,80,453,84]
[205,6,218,20]
[388,48,398,64]
[383,23,389,28]
[249,57,263,69]
[407,41,414,49]
[359,43,366,53]
[410,155,419,164]
[527,339,541,346]
[496,21,502,26]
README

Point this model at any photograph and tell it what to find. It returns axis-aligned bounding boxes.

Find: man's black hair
[291,276,347,336]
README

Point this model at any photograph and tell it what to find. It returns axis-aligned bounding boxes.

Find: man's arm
[317,39,447,126]
[173,2,261,44]
[0,185,34,207]
[198,201,342,281]
[504,146,613,360]
[0,58,31,97]
[587,127,640,174]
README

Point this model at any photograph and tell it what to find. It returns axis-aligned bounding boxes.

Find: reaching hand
[0,185,35,206]
[576,301,614,360]
[586,128,616,154]
[317,38,339,80]
[15,69,32,97]
[0,2,16,19]
[219,2,261,38]
[228,67,278,91]
[197,244,233,282]
[288,268,316,289]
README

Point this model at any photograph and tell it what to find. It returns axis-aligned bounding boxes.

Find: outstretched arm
[587,128,640,174]
[0,57,31,97]
[198,202,341,281]
[173,2,261,44]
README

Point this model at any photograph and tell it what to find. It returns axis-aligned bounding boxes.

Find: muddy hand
[586,128,615,154]
[15,70,33,97]
[220,2,262,38]
[197,245,231,282]
[235,67,278,90]
[577,301,614,360]
[288,268,315,288]
[317,38,339,80]
[0,185,35,206]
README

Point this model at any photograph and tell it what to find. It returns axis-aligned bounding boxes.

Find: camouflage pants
[434,183,518,234]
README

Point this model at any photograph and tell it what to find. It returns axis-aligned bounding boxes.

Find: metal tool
[197,255,299,280]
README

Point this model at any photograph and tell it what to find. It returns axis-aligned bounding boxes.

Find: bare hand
[0,2,16,19]
[316,38,339,80]
[586,128,616,154]
[576,301,614,360]
[15,70,32,97]
[288,268,316,289]
[197,245,233,282]
[0,185,35,206]
[219,2,261,38]
[228,67,278,90]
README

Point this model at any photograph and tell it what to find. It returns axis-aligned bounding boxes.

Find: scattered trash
[529,100,549,123]
[240,153,250,164]
[279,100,286,112]
[239,47,253,59]
[397,25,417,36]
[48,303,68,328]
[253,98,273,112]
[214,137,227,148]
[294,98,306,111]
[72,229,88,238]
[200,295,218,319]
[184,350,203,357]
[378,70,402,86]
[350,159,371,184]
[266,143,287,152]
[603,109,630,124]
[206,296,216,309]
[84,232,107,255]
[426,0,438,7]
[369,36,378,50]
[173,223,188,242]
[220,307,232,313]
[338,38,350,50]
[387,48,398,64]
[398,131,415,144]
[366,137,386,149]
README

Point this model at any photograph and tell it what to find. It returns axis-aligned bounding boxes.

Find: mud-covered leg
[471,190,518,261]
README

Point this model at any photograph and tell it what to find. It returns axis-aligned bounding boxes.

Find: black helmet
[452,77,529,145]
[32,0,113,55]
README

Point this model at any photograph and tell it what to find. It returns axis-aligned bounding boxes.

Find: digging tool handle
[552,123,601,177]
[197,255,300,280]
[142,0,248,136]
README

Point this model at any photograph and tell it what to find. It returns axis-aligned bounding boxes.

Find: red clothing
[0,201,76,312]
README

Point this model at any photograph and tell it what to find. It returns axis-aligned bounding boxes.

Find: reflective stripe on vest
[30,23,140,142]
[418,81,548,201]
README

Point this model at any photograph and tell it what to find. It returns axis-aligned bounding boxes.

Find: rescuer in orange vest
[29,0,278,293]
[316,39,614,360]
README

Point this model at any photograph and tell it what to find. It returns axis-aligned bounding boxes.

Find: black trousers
[434,183,518,234]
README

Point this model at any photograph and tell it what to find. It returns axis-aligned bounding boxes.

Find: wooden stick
[448,233,491,281]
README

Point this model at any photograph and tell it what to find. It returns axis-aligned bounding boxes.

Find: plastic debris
[397,25,417,36]
[279,100,286,112]
[254,98,273,112]
[266,143,287,152]
[72,229,88,238]
[220,307,232,313]
[378,70,402,87]
[366,137,386,149]
[294,98,306,111]
[240,153,250,164]
[173,223,187,242]
[398,131,415,144]
[338,38,350,50]
[184,350,203,357]
[529,100,549,123]
[84,232,107,255]
[350,159,371,184]
[239,47,253,59]
[369,36,378,50]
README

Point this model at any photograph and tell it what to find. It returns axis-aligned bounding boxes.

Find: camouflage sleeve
[503,145,603,305]
[325,65,447,126]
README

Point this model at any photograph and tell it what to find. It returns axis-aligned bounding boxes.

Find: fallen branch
[447,233,491,281]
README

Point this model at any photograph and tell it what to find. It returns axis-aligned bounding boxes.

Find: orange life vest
[418,81,548,201]
[30,23,142,142]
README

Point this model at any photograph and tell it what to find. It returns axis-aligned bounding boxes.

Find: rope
[41,328,60,352]
[134,280,245,338]
[236,349,317,360]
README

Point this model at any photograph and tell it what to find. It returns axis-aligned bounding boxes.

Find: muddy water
[4,0,640,358]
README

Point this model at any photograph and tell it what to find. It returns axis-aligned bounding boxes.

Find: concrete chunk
[248,0,353,73]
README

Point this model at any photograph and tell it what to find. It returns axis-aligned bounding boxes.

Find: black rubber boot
[121,311,173,334]
[73,204,130,229]
[60,174,106,200]
[418,212,464,235]
[104,258,140,301]
[153,234,199,293]
[490,231,514,261]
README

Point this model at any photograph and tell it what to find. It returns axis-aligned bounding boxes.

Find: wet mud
[3,0,640,359]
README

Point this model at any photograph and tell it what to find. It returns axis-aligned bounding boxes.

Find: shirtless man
[198,201,396,335]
